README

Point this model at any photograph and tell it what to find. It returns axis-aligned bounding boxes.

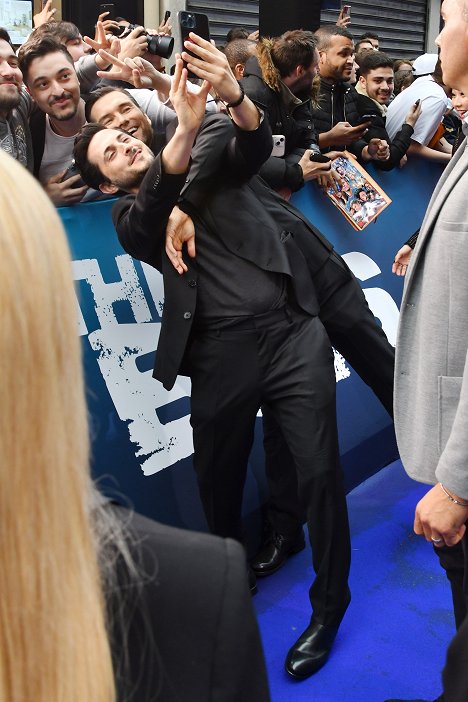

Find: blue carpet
[254,460,454,702]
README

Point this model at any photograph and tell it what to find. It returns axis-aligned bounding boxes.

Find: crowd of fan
[0,3,465,215]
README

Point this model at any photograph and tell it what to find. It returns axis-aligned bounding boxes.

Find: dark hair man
[0,28,34,170]
[18,37,95,204]
[388,0,468,700]
[355,51,422,169]
[75,37,358,681]
[241,30,335,195]
[312,26,390,164]
[223,38,257,79]
[31,19,93,62]
[358,31,379,50]
[354,38,374,54]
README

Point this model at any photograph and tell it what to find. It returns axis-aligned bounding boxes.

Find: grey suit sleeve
[436,349,468,499]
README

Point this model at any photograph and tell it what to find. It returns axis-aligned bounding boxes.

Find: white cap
[412,53,438,76]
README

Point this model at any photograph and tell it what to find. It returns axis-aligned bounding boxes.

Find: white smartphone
[271,135,285,157]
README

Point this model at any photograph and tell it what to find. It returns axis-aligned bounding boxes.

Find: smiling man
[312,25,390,164]
[355,51,422,169]
[0,29,34,170]
[84,84,176,155]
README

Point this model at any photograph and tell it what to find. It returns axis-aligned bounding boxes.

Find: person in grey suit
[389,1,468,701]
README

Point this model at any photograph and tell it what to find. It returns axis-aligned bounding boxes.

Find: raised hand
[169,55,211,132]
[181,33,241,105]
[33,0,56,28]
[95,12,121,37]
[97,50,161,88]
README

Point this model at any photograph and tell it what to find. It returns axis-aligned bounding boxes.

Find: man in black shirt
[75,38,353,680]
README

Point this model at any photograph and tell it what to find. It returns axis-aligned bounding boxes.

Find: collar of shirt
[279,80,302,112]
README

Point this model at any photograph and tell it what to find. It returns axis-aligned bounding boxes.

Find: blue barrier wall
[60,156,444,537]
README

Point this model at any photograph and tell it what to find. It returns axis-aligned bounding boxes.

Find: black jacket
[311,79,367,160]
[108,505,270,702]
[355,92,414,171]
[113,113,333,390]
[241,55,317,192]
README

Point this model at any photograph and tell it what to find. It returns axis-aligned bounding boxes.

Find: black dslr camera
[114,24,174,59]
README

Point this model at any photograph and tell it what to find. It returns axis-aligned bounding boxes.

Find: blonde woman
[0,150,269,701]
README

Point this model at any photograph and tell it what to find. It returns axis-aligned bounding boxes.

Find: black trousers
[432,530,468,701]
[187,306,351,625]
[262,253,395,537]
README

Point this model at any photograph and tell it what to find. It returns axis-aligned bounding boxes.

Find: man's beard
[0,85,21,113]
[114,166,148,192]
[48,93,78,121]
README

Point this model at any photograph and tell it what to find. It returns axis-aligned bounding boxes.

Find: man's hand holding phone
[324,120,370,146]
[405,99,423,128]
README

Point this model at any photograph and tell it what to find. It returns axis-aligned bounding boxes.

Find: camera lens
[146,34,174,59]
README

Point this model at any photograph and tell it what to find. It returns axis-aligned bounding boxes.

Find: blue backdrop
[59,157,444,538]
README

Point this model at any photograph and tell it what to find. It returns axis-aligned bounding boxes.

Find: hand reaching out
[33,0,56,28]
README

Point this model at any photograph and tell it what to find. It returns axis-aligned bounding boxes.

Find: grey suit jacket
[395,139,468,498]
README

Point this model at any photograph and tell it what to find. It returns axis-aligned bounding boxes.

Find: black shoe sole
[252,540,306,577]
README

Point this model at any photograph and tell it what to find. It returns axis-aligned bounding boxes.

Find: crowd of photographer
[1,4,468,700]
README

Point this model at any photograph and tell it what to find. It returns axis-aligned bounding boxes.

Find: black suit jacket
[108,505,270,702]
[113,113,333,390]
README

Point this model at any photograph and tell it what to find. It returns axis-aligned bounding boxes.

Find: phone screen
[100,4,115,18]
[178,11,211,75]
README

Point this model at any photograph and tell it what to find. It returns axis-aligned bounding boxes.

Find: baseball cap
[412,53,438,77]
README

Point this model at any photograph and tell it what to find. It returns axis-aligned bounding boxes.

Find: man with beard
[312,25,390,164]
[75,37,354,680]
[17,35,176,206]
[0,29,34,171]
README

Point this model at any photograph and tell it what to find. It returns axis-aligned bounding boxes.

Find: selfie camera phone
[271,135,285,157]
[178,11,211,76]
[99,3,115,18]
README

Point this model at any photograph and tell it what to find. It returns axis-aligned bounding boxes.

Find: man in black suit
[75,37,351,679]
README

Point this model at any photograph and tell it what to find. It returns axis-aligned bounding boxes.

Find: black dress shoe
[251,530,305,577]
[285,620,339,679]
[248,567,258,596]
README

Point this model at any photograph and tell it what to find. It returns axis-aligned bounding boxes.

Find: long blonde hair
[0,151,115,702]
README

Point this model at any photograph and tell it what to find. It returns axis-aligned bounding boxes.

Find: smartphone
[271,135,285,157]
[310,153,331,163]
[414,98,420,107]
[99,4,115,18]
[164,10,171,23]
[178,11,211,72]
[60,162,86,189]
[341,4,351,18]
[358,113,378,125]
